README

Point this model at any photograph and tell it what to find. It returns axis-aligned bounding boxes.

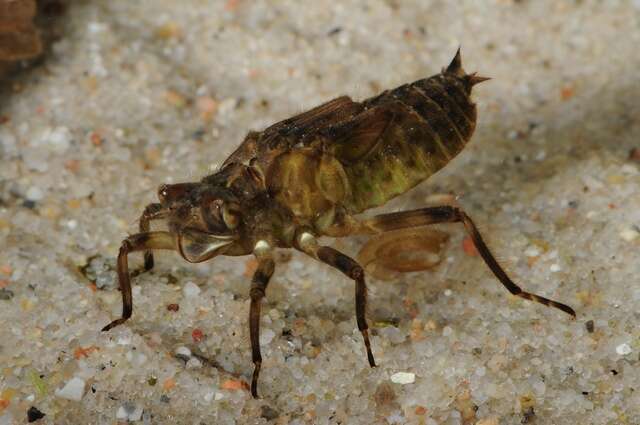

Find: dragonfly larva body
[102,49,575,398]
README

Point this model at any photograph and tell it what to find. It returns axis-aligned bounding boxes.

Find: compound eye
[202,198,228,234]
[222,204,240,229]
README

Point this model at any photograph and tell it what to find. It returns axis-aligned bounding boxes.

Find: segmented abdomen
[342,72,478,213]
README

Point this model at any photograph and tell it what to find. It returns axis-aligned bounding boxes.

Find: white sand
[1,1,640,423]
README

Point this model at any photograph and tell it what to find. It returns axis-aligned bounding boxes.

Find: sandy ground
[1,1,640,424]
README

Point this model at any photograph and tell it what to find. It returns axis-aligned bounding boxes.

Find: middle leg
[297,232,376,368]
[249,255,275,398]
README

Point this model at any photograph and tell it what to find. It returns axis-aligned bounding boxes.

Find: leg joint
[431,205,462,222]
[140,203,164,232]
[252,267,274,286]
[142,203,163,216]
[350,265,364,281]
[250,286,266,301]
[119,239,133,255]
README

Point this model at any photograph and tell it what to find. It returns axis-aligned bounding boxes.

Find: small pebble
[549,264,562,273]
[22,200,36,209]
[133,353,147,367]
[414,406,427,415]
[23,152,49,172]
[174,346,191,362]
[390,372,415,385]
[186,358,202,369]
[162,378,175,391]
[260,405,279,420]
[54,377,85,401]
[621,164,638,174]
[0,412,13,425]
[585,320,595,333]
[260,328,276,346]
[175,346,191,357]
[524,246,541,257]
[616,343,632,356]
[476,418,499,425]
[619,227,639,242]
[532,379,546,396]
[116,402,143,422]
[182,281,201,297]
[191,328,204,342]
[27,406,45,422]
[221,379,245,391]
[42,126,72,152]
[0,289,14,300]
[25,186,44,201]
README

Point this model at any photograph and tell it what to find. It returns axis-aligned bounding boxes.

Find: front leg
[296,232,376,368]
[102,231,175,332]
[138,203,166,271]
[248,252,275,398]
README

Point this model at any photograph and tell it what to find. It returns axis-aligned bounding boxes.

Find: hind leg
[361,206,575,317]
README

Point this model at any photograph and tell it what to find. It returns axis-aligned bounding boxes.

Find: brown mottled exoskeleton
[102,50,575,397]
